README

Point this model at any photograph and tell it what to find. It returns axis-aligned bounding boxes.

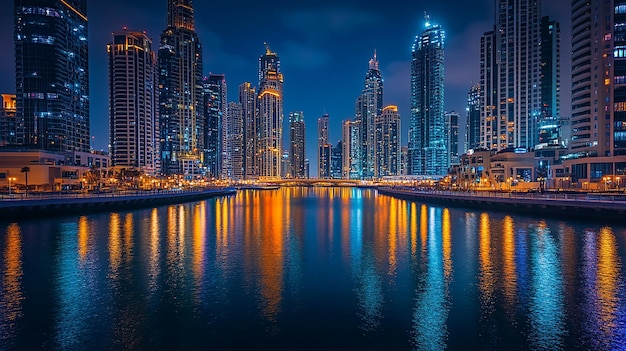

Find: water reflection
[0,224,23,342]
[1,188,626,349]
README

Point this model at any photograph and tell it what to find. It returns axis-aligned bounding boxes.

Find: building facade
[225,102,244,180]
[375,105,401,177]
[289,111,306,178]
[108,30,159,175]
[158,0,204,176]
[466,84,481,152]
[14,0,89,152]
[257,44,283,179]
[355,52,383,180]
[331,141,343,179]
[409,16,447,176]
[0,94,18,147]
[342,120,360,180]
[203,74,226,179]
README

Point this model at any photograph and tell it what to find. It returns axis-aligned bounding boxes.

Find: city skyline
[0,1,569,176]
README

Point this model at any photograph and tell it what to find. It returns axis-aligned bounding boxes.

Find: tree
[21,167,30,195]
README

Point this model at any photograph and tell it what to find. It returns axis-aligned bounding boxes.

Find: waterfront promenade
[0,187,237,220]
[378,186,626,223]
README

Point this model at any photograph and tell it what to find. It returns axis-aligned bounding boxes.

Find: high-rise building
[238,82,257,180]
[257,44,283,179]
[342,120,360,180]
[107,30,159,175]
[318,113,330,178]
[203,74,226,179]
[375,105,401,177]
[466,84,481,152]
[409,15,447,176]
[0,94,18,147]
[479,0,555,151]
[331,141,343,179]
[289,111,306,179]
[446,111,460,166]
[226,102,244,180]
[562,0,626,183]
[355,52,383,179]
[159,0,204,176]
[14,0,89,152]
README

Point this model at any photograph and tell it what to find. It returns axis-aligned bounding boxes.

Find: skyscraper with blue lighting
[355,52,383,180]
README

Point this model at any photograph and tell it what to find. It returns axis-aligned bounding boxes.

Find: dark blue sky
[0,1,569,175]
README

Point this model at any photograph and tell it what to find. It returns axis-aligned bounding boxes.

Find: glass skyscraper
[409,16,447,176]
[289,111,306,179]
[466,84,481,152]
[14,0,89,152]
[225,101,244,180]
[108,30,159,175]
[203,74,226,179]
[376,105,401,177]
[159,0,204,176]
[318,113,330,179]
[257,44,283,179]
[239,82,258,179]
[355,52,383,180]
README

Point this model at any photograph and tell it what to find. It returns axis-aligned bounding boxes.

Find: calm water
[0,188,625,350]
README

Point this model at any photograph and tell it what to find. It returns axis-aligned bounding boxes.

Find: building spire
[424,11,431,27]
[168,0,195,31]
[369,49,379,70]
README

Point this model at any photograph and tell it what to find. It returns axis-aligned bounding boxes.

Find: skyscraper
[355,52,383,179]
[375,105,401,177]
[108,30,159,175]
[159,0,204,176]
[257,44,283,179]
[239,82,257,179]
[318,113,330,179]
[479,0,552,151]
[446,111,460,166]
[342,120,360,180]
[331,141,343,179]
[203,74,226,179]
[466,84,481,151]
[409,15,447,176]
[14,0,89,152]
[226,102,244,180]
[289,111,306,179]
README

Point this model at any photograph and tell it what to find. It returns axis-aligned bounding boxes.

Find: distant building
[376,105,401,177]
[466,85,481,152]
[203,74,226,179]
[159,0,204,176]
[0,94,17,147]
[304,159,310,179]
[289,111,306,178]
[14,0,89,152]
[446,111,460,166]
[239,82,258,179]
[331,141,343,179]
[342,120,360,180]
[107,30,159,175]
[257,44,283,179]
[226,102,244,180]
[409,15,447,176]
[318,113,330,178]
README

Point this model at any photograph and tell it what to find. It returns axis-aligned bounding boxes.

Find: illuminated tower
[0,94,18,146]
[466,84,481,151]
[108,30,159,175]
[203,74,226,179]
[159,0,204,175]
[14,0,89,152]
[257,43,284,179]
[226,102,244,180]
[446,111,460,165]
[409,14,446,176]
[376,105,401,177]
[355,51,383,179]
[289,111,306,178]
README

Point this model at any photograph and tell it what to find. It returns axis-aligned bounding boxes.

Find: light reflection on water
[0,187,625,349]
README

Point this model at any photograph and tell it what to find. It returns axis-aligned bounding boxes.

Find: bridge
[261,178,369,187]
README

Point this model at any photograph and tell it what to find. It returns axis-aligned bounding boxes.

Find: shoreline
[377,187,626,223]
[0,187,237,221]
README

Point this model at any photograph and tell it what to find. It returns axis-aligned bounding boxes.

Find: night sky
[0,1,570,175]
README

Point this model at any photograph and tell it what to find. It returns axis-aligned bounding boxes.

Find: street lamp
[8,177,16,195]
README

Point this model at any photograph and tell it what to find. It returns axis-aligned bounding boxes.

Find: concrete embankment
[0,188,237,221]
[377,187,626,223]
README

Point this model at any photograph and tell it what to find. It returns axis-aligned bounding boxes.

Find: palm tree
[20,167,30,195]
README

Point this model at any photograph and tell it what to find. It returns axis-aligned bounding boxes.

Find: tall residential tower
[257,44,283,179]
[14,0,89,152]
[409,15,447,176]
[355,52,383,179]
[289,111,306,178]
